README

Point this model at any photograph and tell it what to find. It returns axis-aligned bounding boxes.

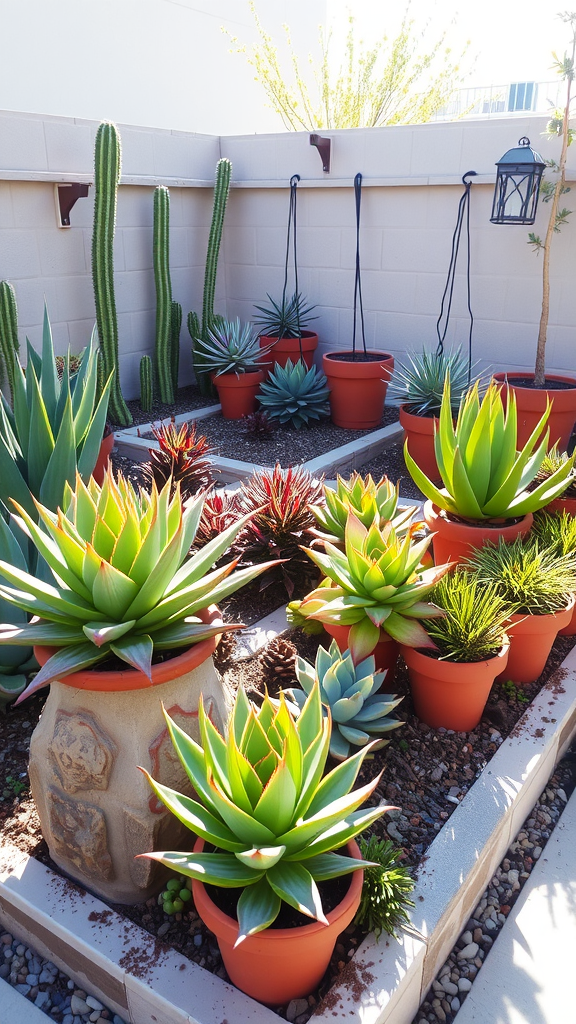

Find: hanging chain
[282,174,303,358]
[352,172,367,359]
[436,171,476,380]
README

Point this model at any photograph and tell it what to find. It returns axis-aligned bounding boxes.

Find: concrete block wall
[1,109,575,399]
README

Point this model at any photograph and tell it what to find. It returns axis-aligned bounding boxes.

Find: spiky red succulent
[142,419,216,500]
[195,489,245,547]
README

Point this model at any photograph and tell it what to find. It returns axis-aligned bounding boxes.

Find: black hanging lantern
[490,137,546,225]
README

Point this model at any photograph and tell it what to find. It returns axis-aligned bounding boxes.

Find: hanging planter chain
[352,172,368,359]
[282,173,303,361]
[436,171,476,381]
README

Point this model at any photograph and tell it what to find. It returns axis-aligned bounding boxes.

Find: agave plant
[298,512,451,661]
[141,419,216,500]
[0,469,275,700]
[257,359,330,429]
[253,291,317,338]
[389,347,475,416]
[192,317,275,376]
[286,640,404,760]
[309,472,417,547]
[404,379,575,519]
[139,680,393,943]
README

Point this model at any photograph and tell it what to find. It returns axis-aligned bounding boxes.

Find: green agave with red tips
[139,680,393,945]
[298,511,451,661]
[0,469,274,701]
[309,472,416,547]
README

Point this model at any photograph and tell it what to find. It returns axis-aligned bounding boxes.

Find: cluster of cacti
[257,358,331,428]
[187,158,232,394]
[0,281,19,398]
[92,121,132,426]
[139,355,153,412]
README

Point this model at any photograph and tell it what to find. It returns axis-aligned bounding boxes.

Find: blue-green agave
[257,358,330,429]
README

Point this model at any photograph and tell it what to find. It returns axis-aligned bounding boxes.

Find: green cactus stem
[140,355,153,413]
[0,281,19,398]
[170,300,182,396]
[153,186,174,404]
[92,121,132,426]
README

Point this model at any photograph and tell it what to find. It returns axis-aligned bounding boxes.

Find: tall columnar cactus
[92,121,132,426]
[188,158,232,394]
[153,186,174,404]
[170,299,182,395]
[140,355,153,412]
[0,281,19,398]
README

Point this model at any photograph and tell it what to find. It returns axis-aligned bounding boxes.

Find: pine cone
[260,637,297,685]
[213,629,237,668]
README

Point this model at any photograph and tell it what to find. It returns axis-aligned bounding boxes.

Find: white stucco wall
[0,109,574,399]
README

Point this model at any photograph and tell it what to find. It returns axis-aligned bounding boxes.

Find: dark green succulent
[257,359,330,429]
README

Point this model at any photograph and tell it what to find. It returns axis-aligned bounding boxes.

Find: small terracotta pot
[259,331,318,370]
[93,432,114,485]
[558,601,576,637]
[423,500,533,567]
[192,838,363,1005]
[322,621,399,681]
[402,642,510,731]
[501,598,575,683]
[322,350,394,429]
[399,405,441,482]
[212,369,266,419]
[492,372,576,452]
[546,495,576,517]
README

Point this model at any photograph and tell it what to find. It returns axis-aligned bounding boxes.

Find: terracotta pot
[322,350,394,429]
[259,331,318,370]
[29,607,232,904]
[399,405,441,483]
[423,500,533,566]
[558,601,576,637]
[322,621,399,682]
[402,642,510,731]
[493,372,576,452]
[501,598,575,683]
[212,369,266,419]
[92,431,114,485]
[192,838,363,1005]
[546,494,576,517]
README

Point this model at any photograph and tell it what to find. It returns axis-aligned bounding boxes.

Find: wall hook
[55,183,90,227]
[309,134,331,173]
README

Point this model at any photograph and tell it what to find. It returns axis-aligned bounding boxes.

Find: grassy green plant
[423,569,514,662]
[466,534,576,615]
[257,359,330,429]
[286,640,403,760]
[354,835,415,939]
[297,512,451,661]
[404,379,574,519]
[532,508,576,555]
[0,470,275,700]
[139,681,393,944]
[253,292,317,339]
[193,317,275,376]
[309,472,416,547]
[389,348,475,416]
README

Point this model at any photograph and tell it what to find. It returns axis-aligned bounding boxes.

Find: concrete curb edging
[1,653,575,1024]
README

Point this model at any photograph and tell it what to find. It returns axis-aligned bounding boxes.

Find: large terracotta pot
[402,642,510,731]
[322,350,394,429]
[93,431,114,485]
[212,369,266,419]
[399,405,441,483]
[29,607,232,904]
[423,500,533,566]
[192,838,363,1005]
[259,331,318,369]
[322,620,399,681]
[500,598,575,683]
[493,372,576,452]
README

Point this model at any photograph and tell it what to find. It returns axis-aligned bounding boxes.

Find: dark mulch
[119,384,217,429]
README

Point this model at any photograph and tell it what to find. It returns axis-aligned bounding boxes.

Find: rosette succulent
[139,680,393,944]
[297,512,451,661]
[253,291,317,339]
[388,347,475,416]
[286,640,404,760]
[192,317,275,376]
[257,359,330,429]
[309,472,416,547]
[0,469,274,700]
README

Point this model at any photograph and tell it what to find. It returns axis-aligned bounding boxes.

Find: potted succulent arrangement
[139,680,395,1005]
[402,569,513,731]
[389,347,475,482]
[193,317,276,419]
[254,291,319,369]
[0,470,274,904]
[404,379,574,565]
[289,510,452,676]
[466,534,576,683]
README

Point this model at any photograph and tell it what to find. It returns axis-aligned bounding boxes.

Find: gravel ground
[120,384,215,429]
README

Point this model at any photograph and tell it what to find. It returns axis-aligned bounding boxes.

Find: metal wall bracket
[309,133,331,173]
[55,183,90,227]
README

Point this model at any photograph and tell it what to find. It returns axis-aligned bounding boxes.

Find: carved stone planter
[28,608,232,905]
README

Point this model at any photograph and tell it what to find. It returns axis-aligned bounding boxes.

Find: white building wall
[0,109,574,400]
